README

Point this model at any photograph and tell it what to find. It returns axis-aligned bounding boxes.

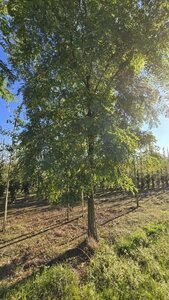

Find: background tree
[0,1,15,101]
[0,139,6,198]
[2,108,21,232]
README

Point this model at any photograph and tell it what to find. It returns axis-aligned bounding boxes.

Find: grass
[3,220,169,300]
[88,222,169,299]
[116,222,166,256]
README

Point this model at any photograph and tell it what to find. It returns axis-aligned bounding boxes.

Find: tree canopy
[2,0,169,240]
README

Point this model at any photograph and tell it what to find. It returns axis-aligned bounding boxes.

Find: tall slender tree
[2,107,21,232]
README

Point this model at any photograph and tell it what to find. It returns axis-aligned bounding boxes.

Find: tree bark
[3,118,17,233]
[87,188,98,241]
[67,202,70,221]
[67,185,70,221]
[81,189,84,217]
[87,127,98,241]
[136,194,140,208]
[86,76,98,241]
[3,172,10,233]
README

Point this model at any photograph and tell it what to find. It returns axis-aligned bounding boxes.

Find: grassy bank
[3,220,169,300]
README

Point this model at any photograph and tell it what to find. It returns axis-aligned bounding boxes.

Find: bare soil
[0,189,169,290]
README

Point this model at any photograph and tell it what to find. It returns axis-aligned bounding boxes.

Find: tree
[1,108,21,232]
[5,0,169,240]
[0,139,5,198]
[0,1,15,101]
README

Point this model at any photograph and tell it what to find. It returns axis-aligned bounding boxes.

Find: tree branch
[102,48,135,97]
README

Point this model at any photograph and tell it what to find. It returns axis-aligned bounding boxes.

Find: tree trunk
[136,194,140,208]
[87,132,98,241]
[67,202,70,221]
[86,81,98,241]
[81,189,84,217]
[87,188,98,241]
[3,107,21,232]
[3,178,10,233]
[67,184,70,221]
[3,146,13,233]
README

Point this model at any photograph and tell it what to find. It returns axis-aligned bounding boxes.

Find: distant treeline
[133,149,169,192]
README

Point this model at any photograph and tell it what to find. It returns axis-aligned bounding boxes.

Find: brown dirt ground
[0,189,169,290]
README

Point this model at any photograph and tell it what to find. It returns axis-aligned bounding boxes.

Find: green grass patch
[143,222,166,238]
[116,222,167,256]
[3,265,80,300]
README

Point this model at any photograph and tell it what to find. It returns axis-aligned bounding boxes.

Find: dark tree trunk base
[87,189,98,242]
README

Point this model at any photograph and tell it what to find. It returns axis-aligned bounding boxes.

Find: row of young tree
[1,137,169,200]
[0,0,169,241]
[1,130,169,230]
[134,152,169,191]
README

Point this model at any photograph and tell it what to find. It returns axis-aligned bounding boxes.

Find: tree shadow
[0,204,141,297]
[48,236,90,267]
[0,257,23,281]
[96,198,134,211]
[99,206,138,226]
[0,197,70,219]
[0,237,89,298]
[0,215,83,250]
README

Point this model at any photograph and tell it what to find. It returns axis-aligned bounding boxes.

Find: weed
[116,230,148,256]
[4,265,80,300]
[144,222,166,238]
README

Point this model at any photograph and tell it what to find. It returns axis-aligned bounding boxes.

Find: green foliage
[58,189,81,207]
[9,179,20,202]
[5,0,169,200]
[2,0,169,240]
[0,2,15,102]
[0,182,5,197]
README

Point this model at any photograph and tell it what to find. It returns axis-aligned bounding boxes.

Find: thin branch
[102,48,135,97]
[94,52,117,93]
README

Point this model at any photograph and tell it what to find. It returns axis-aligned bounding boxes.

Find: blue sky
[0,48,169,148]
[150,116,169,149]
[0,47,23,143]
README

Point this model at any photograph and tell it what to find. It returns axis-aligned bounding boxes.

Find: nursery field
[0,188,169,299]
[1,1,169,299]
